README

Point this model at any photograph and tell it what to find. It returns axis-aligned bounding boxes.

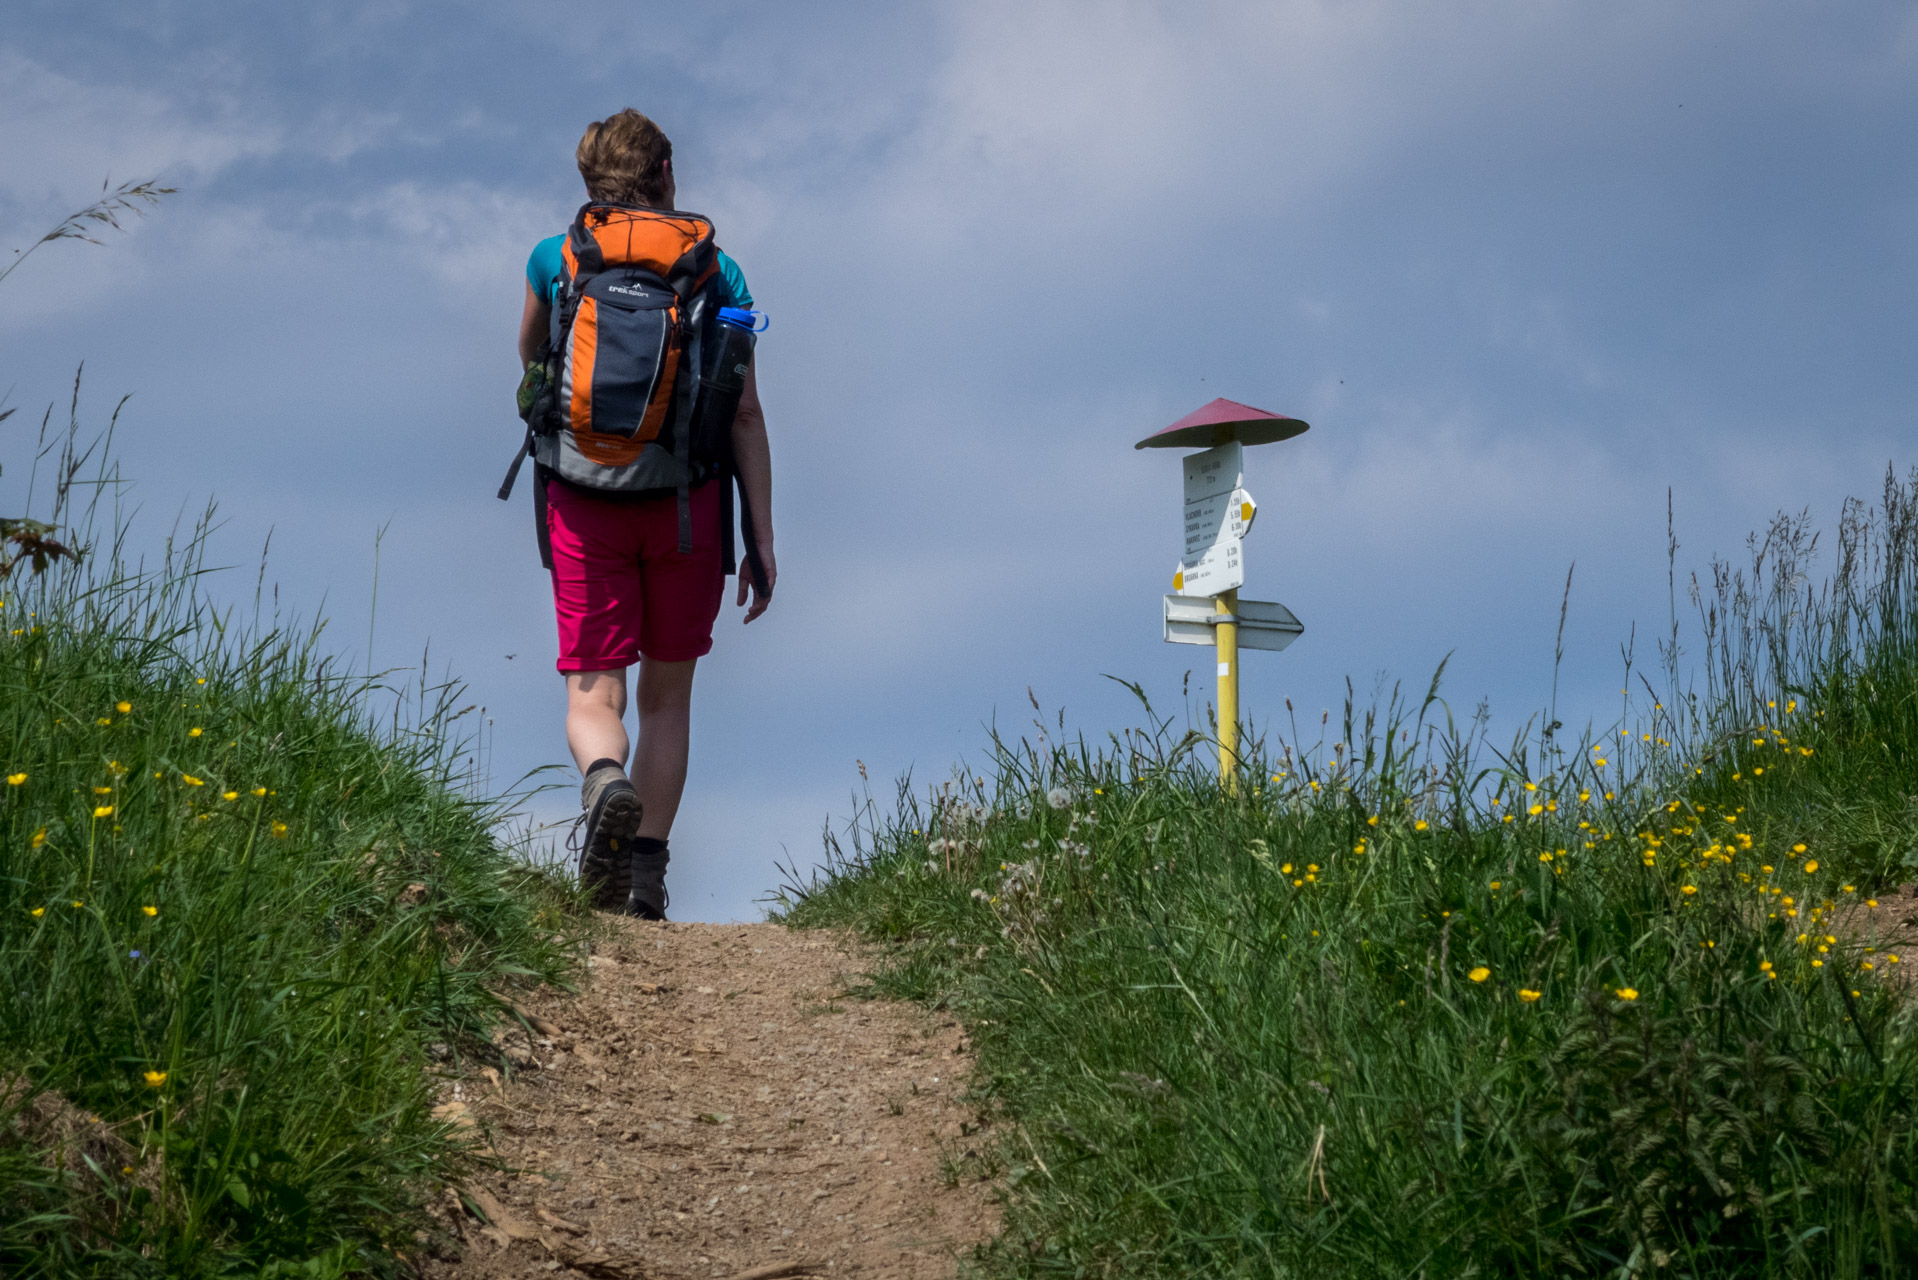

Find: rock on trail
[424,921,998,1279]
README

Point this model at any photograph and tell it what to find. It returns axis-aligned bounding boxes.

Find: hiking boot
[577,760,642,910]
[625,839,670,921]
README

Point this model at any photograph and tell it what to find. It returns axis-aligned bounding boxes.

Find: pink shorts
[545,478,725,671]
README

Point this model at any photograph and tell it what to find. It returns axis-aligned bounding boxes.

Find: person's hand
[737,541,776,623]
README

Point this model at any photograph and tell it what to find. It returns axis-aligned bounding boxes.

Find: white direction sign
[1163,595,1304,652]
[1174,441,1251,596]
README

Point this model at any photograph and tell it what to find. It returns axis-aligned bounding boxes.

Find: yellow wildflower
[30,907,44,918]
[5,772,24,786]
[1616,988,1639,1001]
[1468,967,1490,982]
[142,906,157,917]
[188,727,202,737]
[221,791,238,802]
[142,1071,167,1087]
[1680,885,1697,895]
[116,701,131,713]
[182,775,204,787]
[1414,819,1428,831]
[92,805,113,819]
[1518,989,1541,1002]
[30,829,45,849]
[270,821,288,838]
[251,786,266,797]
[1803,860,1819,874]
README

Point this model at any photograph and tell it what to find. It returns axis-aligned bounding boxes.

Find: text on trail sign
[1174,440,1257,597]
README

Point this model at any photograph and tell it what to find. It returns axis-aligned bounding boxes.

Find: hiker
[503,108,775,920]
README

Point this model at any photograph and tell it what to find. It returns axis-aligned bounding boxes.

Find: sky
[3,1,1915,920]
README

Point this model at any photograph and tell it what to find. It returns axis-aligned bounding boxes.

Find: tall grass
[783,468,1918,1277]
[1,398,582,1276]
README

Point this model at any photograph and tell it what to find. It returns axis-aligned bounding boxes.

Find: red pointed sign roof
[1134,397,1309,450]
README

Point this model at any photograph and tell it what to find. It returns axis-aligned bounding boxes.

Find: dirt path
[422,920,998,1280]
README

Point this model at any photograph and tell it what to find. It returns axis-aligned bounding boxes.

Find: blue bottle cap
[717,307,769,332]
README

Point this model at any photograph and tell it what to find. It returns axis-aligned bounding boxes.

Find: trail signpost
[1137,398,1309,790]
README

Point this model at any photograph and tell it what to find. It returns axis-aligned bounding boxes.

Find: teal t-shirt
[525,234,752,309]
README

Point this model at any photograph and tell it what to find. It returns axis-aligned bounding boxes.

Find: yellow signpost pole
[1216,588,1240,792]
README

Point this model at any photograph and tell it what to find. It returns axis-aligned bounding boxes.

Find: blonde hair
[576,109,673,207]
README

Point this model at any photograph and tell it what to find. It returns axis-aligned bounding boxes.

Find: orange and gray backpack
[499,201,760,582]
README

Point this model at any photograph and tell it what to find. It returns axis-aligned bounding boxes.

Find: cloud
[0,48,279,220]
[349,181,570,293]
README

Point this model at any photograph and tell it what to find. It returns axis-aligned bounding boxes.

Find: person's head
[576,109,675,208]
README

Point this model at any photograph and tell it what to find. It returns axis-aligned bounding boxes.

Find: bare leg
[633,656,697,839]
[565,669,629,772]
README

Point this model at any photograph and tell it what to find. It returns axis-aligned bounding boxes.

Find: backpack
[498,202,740,562]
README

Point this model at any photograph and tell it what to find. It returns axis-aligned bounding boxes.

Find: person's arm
[731,362,776,623]
[518,283,550,367]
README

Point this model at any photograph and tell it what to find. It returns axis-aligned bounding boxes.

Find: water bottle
[708,307,767,395]
[690,306,768,459]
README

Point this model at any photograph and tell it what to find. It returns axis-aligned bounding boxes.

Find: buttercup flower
[1468,967,1490,983]
[188,728,202,738]
[142,906,157,917]
[116,701,131,713]
[1616,987,1639,1001]
[5,772,24,786]
[142,1071,167,1087]
[92,805,113,819]
[1518,989,1541,1002]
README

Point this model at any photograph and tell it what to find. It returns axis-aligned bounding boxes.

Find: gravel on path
[423,919,998,1279]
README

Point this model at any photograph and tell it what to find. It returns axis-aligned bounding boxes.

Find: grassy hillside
[783,469,1918,1278]
[0,445,580,1276]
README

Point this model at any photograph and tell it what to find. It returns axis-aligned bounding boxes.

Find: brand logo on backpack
[607,284,651,299]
